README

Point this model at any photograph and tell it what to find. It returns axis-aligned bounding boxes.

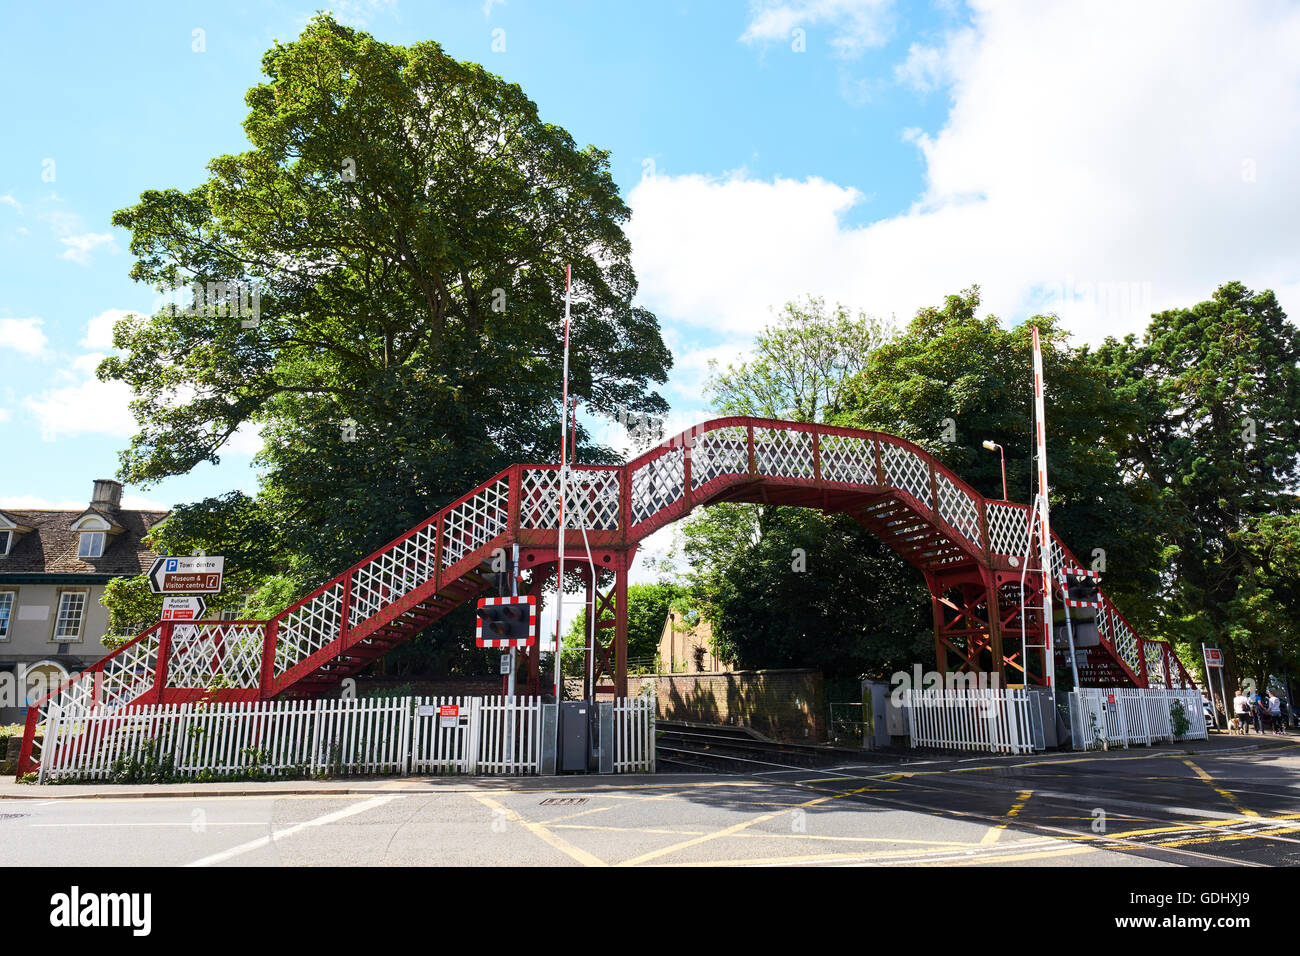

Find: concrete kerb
[0,773,708,801]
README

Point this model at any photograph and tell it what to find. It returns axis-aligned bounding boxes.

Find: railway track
[656,721,879,774]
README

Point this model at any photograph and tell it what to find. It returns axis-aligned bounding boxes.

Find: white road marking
[34,822,274,828]
[186,794,401,867]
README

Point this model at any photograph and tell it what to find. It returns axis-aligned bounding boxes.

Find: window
[0,530,11,556]
[53,591,87,640]
[78,532,105,559]
[0,591,13,639]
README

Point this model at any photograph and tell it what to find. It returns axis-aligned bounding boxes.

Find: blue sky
[2,0,1299,528]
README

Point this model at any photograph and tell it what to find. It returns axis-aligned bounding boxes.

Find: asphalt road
[2,737,1297,867]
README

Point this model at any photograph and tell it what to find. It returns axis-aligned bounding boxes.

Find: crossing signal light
[476,595,537,648]
[1057,567,1101,620]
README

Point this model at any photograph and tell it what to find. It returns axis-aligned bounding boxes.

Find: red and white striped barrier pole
[1032,326,1060,689]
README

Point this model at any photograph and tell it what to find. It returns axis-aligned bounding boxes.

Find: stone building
[0,479,167,723]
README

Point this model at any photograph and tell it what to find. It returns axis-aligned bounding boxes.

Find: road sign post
[161,595,207,621]
[149,556,225,595]
[1203,646,1226,730]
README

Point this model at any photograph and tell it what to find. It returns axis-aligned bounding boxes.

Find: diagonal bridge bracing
[16,417,1195,776]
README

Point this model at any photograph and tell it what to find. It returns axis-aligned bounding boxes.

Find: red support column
[259,619,279,699]
[152,621,174,705]
[527,571,544,696]
[580,564,595,700]
[614,559,629,699]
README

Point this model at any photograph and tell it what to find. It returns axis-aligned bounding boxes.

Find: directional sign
[149,556,224,595]
[161,595,207,621]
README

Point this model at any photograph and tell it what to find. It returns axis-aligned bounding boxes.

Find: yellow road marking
[471,794,607,867]
[931,843,1100,866]
[617,786,876,866]
[980,789,1033,845]
[1182,759,1259,817]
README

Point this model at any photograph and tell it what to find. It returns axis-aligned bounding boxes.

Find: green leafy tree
[683,506,932,679]
[104,14,670,586]
[1093,282,1300,684]
[99,16,671,671]
[679,297,930,680]
[1225,514,1300,687]
[706,295,891,422]
[836,287,1169,632]
[101,492,283,644]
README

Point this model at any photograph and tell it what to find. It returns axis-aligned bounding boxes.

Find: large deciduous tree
[1094,282,1300,685]
[678,298,931,681]
[104,14,670,593]
[835,288,1170,634]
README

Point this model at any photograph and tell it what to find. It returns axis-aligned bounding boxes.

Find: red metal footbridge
[16,417,1193,776]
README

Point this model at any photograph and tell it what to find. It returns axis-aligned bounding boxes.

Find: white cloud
[0,407,11,424]
[632,0,1300,346]
[58,232,116,265]
[23,352,136,442]
[0,493,170,511]
[741,0,895,58]
[0,195,21,213]
[224,420,265,457]
[0,495,86,510]
[0,317,49,357]
[82,308,136,350]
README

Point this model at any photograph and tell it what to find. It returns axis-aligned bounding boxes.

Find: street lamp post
[982,440,1008,501]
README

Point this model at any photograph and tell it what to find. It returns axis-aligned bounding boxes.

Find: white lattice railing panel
[752,428,813,480]
[631,448,685,525]
[37,630,162,726]
[879,442,932,510]
[1048,535,1067,579]
[349,522,439,627]
[1099,599,1141,676]
[692,426,749,488]
[166,623,264,689]
[519,469,621,530]
[935,473,981,546]
[91,631,163,712]
[986,501,1030,556]
[442,477,510,568]
[819,433,876,485]
[274,581,345,677]
[1146,646,1167,687]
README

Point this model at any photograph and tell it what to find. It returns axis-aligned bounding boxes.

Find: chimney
[91,479,123,509]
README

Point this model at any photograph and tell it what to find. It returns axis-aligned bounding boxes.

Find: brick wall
[637,668,825,741]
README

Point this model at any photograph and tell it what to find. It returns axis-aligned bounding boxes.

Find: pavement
[2,733,1296,866]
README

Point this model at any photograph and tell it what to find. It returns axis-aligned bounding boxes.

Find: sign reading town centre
[148,556,225,595]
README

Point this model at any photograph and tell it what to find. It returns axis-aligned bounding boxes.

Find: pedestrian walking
[1252,694,1267,734]
[1269,691,1284,734]
[1233,688,1252,734]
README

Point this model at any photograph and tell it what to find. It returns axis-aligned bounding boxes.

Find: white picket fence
[1068,687,1207,750]
[904,688,1036,755]
[37,695,653,782]
[613,696,656,773]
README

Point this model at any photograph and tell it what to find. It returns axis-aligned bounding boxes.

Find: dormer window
[69,511,119,561]
[0,512,31,556]
[78,531,106,559]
